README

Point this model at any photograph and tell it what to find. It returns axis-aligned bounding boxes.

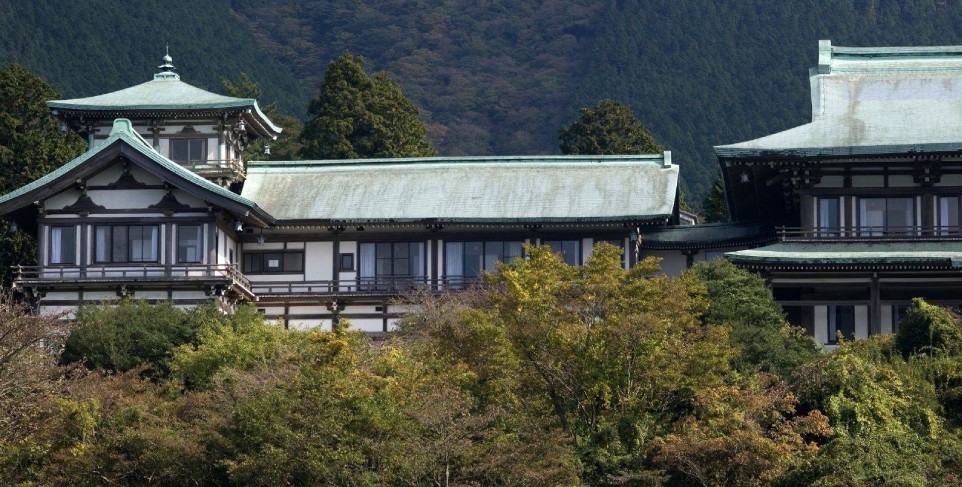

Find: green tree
[60,300,204,380]
[0,64,85,193]
[0,64,85,282]
[221,73,304,161]
[701,177,730,223]
[299,53,436,159]
[689,259,820,379]
[559,99,663,155]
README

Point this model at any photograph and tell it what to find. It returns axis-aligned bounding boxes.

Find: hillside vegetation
[5,1,962,199]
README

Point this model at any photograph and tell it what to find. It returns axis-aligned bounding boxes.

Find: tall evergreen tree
[222,73,302,161]
[0,64,84,193]
[299,54,435,159]
[701,176,730,223]
[0,64,85,283]
[559,99,662,155]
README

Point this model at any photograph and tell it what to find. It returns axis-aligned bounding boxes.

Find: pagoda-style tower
[48,52,281,186]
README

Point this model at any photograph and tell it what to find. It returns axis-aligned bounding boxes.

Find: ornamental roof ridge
[248,151,675,170]
[817,39,962,75]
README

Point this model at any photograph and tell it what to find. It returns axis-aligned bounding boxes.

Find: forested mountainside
[6,1,962,200]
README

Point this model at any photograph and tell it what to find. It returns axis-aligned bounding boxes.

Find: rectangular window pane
[940,197,960,235]
[283,252,303,272]
[886,198,913,233]
[859,198,885,236]
[94,226,110,263]
[189,139,205,161]
[817,198,839,231]
[545,240,580,266]
[171,139,188,161]
[445,242,463,277]
[50,226,75,265]
[829,305,856,343]
[177,225,202,263]
[483,241,503,272]
[112,226,128,263]
[129,226,158,262]
[464,241,484,276]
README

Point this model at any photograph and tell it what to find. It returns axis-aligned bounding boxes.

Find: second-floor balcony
[251,276,484,299]
[173,158,244,181]
[12,264,253,299]
[779,226,962,242]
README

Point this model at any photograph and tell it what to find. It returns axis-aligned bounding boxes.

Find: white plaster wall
[881,304,893,335]
[86,165,124,185]
[350,318,384,333]
[286,242,305,250]
[814,305,828,344]
[44,190,82,210]
[171,290,208,300]
[643,250,687,276]
[44,291,79,301]
[305,241,334,281]
[40,306,75,319]
[855,306,868,339]
[82,291,118,301]
[86,189,168,209]
[135,291,171,300]
[937,174,962,187]
[288,319,332,332]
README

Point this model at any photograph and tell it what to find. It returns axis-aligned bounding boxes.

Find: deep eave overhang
[271,215,671,228]
[49,104,282,140]
[0,137,274,227]
[715,143,962,162]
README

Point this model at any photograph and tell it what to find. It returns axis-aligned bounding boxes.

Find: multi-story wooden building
[719,41,962,346]
[0,53,699,331]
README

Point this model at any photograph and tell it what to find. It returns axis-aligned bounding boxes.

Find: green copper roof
[716,40,962,158]
[48,64,281,137]
[241,153,678,223]
[0,119,271,223]
[727,242,962,268]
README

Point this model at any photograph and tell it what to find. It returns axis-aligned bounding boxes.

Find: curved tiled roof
[241,154,678,224]
[716,40,962,158]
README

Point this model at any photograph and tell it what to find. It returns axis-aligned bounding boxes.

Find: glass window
[170,139,206,162]
[94,225,159,263]
[242,252,304,273]
[49,226,76,265]
[817,198,839,235]
[445,241,523,278]
[828,305,855,344]
[858,197,914,236]
[358,242,426,289]
[544,240,581,265]
[892,304,910,334]
[340,253,355,271]
[177,226,203,263]
[940,197,960,236]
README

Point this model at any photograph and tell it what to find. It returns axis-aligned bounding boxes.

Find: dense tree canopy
[299,53,436,159]
[701,177,730,223]
[559,99,663,155]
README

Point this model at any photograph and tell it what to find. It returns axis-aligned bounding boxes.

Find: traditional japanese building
[718,41,962,346]
[0,53,696,331]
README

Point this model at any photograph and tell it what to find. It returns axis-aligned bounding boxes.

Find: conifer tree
[701,177,730,223]
[559,99,662,155]
[299,54,436,159]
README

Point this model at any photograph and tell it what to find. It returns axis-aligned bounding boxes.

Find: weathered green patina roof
[48,68,281,138]
[727,242,962,269]
[716,40,962,159]
[0,119,273,225]
[242,153,678,224]
[641,221,775,250]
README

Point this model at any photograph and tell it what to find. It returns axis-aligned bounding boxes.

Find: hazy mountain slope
[0,0,306,116]
[8,1,962,201]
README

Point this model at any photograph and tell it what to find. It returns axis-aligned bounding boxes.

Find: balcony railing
[778,226,962,242]
[12,264,252,294]
[252,276,483,296]
[173,158,244,178]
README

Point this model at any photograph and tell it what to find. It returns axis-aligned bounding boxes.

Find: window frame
[242,251,305,274]
[444,240,524,278]
[816,197,840,236]
[542,239,582,266]
[339,253,355,272]
[169,138,207,162]
[48,225,77,265]
[939,196,961,236]
[857,196,916,236]
[93,224,160,264]
[176,224,204,264]
[828,305,856,344]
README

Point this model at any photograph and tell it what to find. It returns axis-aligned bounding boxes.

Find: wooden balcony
[778,226,962,242]
[251,276,482,299]
[173,158,245,182]
[12,264,253,299]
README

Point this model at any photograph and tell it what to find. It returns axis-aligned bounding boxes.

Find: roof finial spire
[158,44,175,72]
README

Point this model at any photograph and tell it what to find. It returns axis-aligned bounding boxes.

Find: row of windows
[817,196,962,233]
[49,225,203,265]
[826,304,910,344]
[50,232,622,275]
